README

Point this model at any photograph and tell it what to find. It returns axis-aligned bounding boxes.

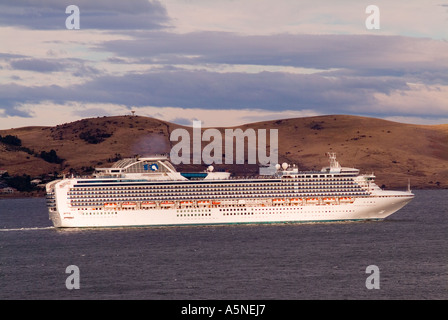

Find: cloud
[163,0,448,39]
[373,84,448,116]
[169,117,196,126]
[1,101,445,130]
[383,115,448,125]
[79,70,407,111]
[0,68,411,118]
[98,31,448,81]
[10,58,67,72]
[1,28,447,122]
[1,1,447,129]
[0,0,170,30]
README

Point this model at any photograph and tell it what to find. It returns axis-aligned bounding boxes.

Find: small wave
[0,226,54,232]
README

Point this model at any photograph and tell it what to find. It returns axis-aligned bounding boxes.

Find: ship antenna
[407,178,411,192]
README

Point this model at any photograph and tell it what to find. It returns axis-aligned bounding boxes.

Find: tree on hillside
[0,135,22,146]
[40,149,64,164]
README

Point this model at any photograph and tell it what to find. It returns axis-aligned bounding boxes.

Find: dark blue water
[0,190,446,300]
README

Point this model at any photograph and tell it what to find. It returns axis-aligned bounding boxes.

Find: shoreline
[0,191,46,199]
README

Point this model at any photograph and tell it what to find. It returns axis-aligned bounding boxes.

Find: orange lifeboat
[161,201,175,207]
[339,197,354,203]
[122,202,137,209]
[306,198,319,204]
[180,201,193,207]
[141,201,156,208]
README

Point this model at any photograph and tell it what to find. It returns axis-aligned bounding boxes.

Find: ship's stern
[45,179,74,228]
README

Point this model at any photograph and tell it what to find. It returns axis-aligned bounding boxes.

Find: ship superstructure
[46,153,414,228]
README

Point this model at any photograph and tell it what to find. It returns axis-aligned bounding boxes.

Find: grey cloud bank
[0,68,411,117]
[0,0,169,30]
[0,1,447,127]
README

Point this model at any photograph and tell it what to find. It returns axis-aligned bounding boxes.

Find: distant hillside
[1,115,447,190]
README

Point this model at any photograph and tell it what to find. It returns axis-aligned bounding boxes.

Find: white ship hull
[49,195,413,228]
[46,154,414,228]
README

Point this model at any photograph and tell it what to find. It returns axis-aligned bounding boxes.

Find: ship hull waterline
[49,195,414,228]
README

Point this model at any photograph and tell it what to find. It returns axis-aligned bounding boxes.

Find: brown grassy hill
[0,116,179,176]
[0,114,447,190]
[238,116,448,189]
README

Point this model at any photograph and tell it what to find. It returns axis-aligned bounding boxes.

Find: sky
[0,0,447,129]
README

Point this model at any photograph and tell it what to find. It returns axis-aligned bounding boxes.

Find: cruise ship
[46,153,414,228]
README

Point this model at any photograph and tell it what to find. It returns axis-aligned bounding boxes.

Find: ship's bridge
[320,152,359,175]
[269,152,360,178]
[321,166,360,175]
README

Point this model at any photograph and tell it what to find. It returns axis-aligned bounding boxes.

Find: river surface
[0,190,446,300]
